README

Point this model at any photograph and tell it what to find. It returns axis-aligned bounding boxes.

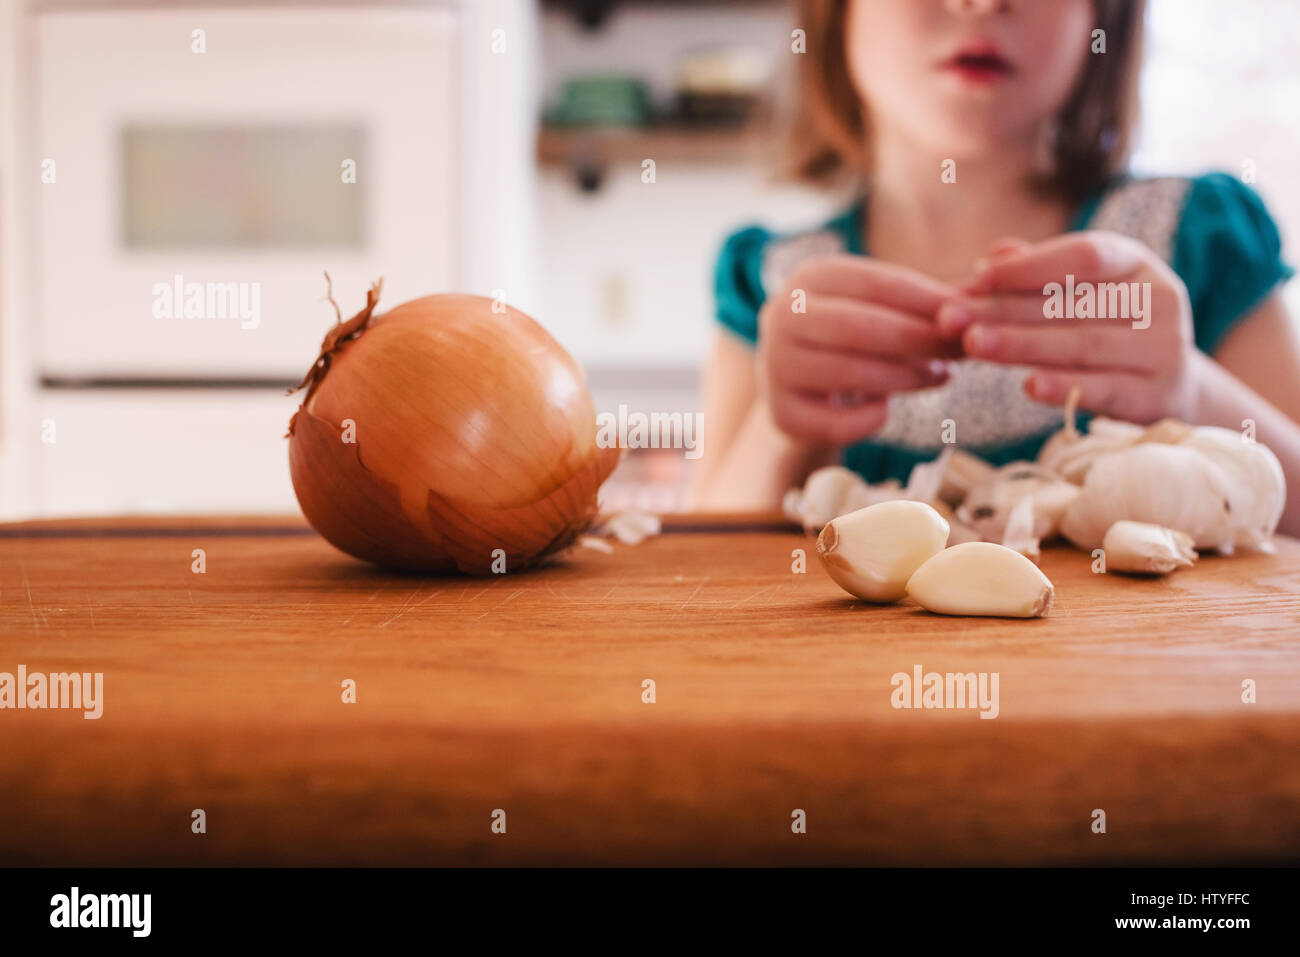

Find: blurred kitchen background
[1,0,1297,519]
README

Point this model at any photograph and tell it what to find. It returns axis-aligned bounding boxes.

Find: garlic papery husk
[938,448,997,504]
[1038,419,1146,484]
[957,462,1079,542]
[1102,520,1197,575]
[1001,495,1041,562]
[816,500,949,603]
[905,541,1054,618]
[1176,427,1286,552]
[904,447,953,504]
[1059,444,1236,552]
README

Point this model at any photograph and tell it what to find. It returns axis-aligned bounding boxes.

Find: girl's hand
[757,255,961,445]
[938,231,1199,423]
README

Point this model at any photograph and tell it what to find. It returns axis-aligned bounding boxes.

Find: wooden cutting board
[2,513,1298,865]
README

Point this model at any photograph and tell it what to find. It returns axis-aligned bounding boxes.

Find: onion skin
[288,284,621,573]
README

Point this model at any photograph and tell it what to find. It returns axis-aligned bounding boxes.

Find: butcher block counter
[2,513,1298,866]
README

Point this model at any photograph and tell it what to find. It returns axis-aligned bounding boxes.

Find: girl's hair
[785,0,1147,203]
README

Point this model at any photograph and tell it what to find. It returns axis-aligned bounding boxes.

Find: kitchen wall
[2,0,1297,520]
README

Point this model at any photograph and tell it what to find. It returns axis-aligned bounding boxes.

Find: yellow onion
[287,280,620,573]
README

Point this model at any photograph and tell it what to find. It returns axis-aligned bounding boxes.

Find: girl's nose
[945,0,1012,16]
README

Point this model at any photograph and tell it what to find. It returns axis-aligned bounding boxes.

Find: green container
[545,76,654,128]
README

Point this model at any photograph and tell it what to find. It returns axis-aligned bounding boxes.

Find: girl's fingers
[966,231,1147,294]
[963,322,1156,373]
[783,294,963,359]
[937,292,1142,333]
[771,391,890,446]
[938,294,1050,333]
[971,236,1031,275]
[769,344,949,394]
[1023,369,1159,422]
[791,254,959,317]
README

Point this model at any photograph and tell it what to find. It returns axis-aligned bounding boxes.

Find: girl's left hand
[935,231,1199,423]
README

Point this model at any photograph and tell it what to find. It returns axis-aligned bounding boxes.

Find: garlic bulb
[1176,427,1285,553]
[1060,443,1236,552]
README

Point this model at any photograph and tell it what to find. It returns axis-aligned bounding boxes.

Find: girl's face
[846,0,1095,158]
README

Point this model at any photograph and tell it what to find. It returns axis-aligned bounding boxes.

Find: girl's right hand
[756,254,962,446]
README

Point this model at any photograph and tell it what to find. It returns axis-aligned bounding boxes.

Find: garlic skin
[938,448,997,504]
[905,541,1054,618]
[816,500,950,603]
[1038,417,1145,483]
[1060,443,1236,552]
[957,462,1078,542]
[1101,520,1197,575]
[601,510,662,546]
[1000,495,1041,563]
[1176,427,1285,553]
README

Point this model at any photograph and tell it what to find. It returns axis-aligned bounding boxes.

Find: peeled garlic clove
[906,541,1054,618]
[1101,520,1196,575]
[816,500,949,603]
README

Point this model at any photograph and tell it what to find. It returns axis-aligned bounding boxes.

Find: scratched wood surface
[1,514,1298,865]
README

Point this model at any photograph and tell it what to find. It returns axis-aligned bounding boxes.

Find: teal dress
[715,173,1294,484]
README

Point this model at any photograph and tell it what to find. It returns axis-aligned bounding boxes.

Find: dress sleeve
[713,225,771,346]
[1172,172,1295,355]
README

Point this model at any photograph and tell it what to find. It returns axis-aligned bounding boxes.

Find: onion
[287,280,620,573]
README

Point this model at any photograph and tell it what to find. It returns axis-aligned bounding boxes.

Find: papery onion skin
[288,284,621,574]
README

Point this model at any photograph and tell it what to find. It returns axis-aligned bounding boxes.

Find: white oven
[2,1,539,516]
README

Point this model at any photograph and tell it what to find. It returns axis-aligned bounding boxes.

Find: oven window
[121,124,365,249]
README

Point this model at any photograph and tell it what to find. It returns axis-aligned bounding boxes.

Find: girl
[695,0,1300,536]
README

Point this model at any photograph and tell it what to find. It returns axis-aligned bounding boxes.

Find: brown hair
[784,0,1147,203]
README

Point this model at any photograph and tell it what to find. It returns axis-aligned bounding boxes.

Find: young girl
[695,0,1300,537]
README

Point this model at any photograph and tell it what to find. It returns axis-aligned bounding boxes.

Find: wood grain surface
[2,514,1298,865]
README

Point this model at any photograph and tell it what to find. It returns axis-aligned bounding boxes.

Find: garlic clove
[905,541,1054,618]
[816,500,949,603]
[1101,520,1196,575]
[791,465,871,533]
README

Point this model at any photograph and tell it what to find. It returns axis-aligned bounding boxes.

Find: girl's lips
[939,44,1015,84]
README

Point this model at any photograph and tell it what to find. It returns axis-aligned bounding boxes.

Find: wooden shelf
[537,123,764,168]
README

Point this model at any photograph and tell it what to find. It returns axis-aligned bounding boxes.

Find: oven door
[36,6,462,381]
